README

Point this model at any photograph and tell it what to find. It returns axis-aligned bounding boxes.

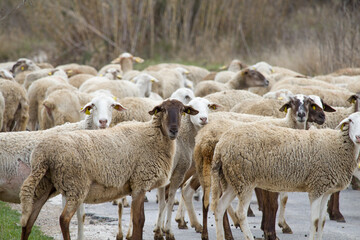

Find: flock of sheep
[0,52,360,240]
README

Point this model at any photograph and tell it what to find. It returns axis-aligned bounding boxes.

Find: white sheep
[174,67,194,89]
[194,68,269,97]
[153,97,220,240]
[211,112,360,240]
[23,68,68,90]
[20,99,198,240]
[0,93,126,240]
[0,79,29,132]
[27,76,73,130]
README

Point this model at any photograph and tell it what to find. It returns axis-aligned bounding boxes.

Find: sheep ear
[80,103,93,115]
[133,57,144,63]
[347,95,358,104]
[111,57,121,64]
[151,78,159,83]
[322,102,336,112]
[112,103,127,111]
[336,118,350,131]
[279,103,290,113]
[208,103,222,111]
[184,106,199,115]
[149,106,162,116]
[116,74,122,79]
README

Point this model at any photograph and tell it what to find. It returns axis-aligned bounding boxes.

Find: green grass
[0,201,53,240]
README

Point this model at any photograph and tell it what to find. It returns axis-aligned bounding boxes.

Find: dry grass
[0,0,359,75]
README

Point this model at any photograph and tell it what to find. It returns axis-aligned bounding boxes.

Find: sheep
[204,89,262,111]
[170,88,195,104]
[0,79,29,132]
[194,68,269,97]
[131,72,160,98]
[100,67,123,80]
[214,59,245,83]
[27,77,73,130]
[98,64,122,76]
[270,84,354,107]
[0,68,14,80]
[23,68,68,90]
[20,99,198,240]
[11,58,41,84]
[153,97,220,240]
[0,93,126,240]
[39,89,88,130]
[188,95,332,240]
[211,112,360,240]
[263,89,294,101]
[329,67,360,76]
[145,68,188,99]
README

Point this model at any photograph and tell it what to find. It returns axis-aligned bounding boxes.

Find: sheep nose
[200,117,208,124]
[99,119,108,125]
[298,112,305,118]
[169,128,178,135]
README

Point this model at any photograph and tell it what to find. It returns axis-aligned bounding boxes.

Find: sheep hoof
[263,232,279,240]
[153,229,164,240]
[175,218,188,229]
[125,235,132,240]
[328,211,346,222]
[201,233,208,240]
[112,200,118,205]
[144,196,149,202]
[165,233,175,240]
[193,224,203,233]
[116,233,123,240]
[278,223,293,234]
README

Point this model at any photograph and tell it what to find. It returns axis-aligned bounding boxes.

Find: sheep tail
[210,150,225,213]
[20,159,48,227]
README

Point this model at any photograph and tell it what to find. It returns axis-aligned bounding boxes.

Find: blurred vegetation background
[0,0,359,75]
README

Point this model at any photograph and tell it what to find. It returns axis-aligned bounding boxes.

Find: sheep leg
[309,195,322,240]
[183,175,202,232]
[278,192,292,234]
[163,184,179,240]
[60,199,83,240]
[175,194,187,229]
[327,192,345,222]
[214,186,237,240]
[76,204,85,240]
[117,200,124,240]
[223,210,234,240]
[126,206,133,240]
[260,189,279,240]
[236,189,255,240]
[130,191,145,240]
[254,187,263,211]
[154,187,166,240]
[318,193,331,240]
[21,186,55,240]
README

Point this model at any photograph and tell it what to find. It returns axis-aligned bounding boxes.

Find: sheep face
[188,97,220,128]
[103,68,122,80]
[337,112,360,145]
[242,69,269,87]
[308,95,336,125]
[149,99,198,140]
[347,94,360,112]
[81,96,126,129]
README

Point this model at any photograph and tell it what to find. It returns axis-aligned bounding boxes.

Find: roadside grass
[0,201,53,240]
